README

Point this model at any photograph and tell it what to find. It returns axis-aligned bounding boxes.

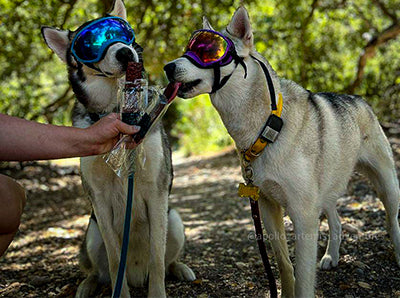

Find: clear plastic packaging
[104,78,173,178]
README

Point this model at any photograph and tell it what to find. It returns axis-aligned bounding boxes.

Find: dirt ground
[1,122,400,297]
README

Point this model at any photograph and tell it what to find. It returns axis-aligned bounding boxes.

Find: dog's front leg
[259,197,295,298]
[289,207,320,298]
[146,190,168,298]
[81,156,130,297]
[91,200,131,297]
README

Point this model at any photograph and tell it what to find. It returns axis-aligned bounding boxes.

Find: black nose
[163,63,176,81]
[116,47,134,69]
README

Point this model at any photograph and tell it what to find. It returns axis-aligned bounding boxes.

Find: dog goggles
[182,29,247,93]
[71,16,135,64]
[183,29,235,68]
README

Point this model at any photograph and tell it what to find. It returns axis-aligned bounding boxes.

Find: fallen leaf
[358,281,371,289]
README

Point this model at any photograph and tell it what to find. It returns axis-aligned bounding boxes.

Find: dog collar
[238,94,283,200]
[242,93,283,163]
[239,54,284,163]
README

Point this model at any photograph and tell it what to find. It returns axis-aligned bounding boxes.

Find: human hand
[85,113,141,154]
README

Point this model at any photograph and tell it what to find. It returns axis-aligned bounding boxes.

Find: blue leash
[112,173,134,298]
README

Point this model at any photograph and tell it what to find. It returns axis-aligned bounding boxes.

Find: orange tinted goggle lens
[185,31,228,63]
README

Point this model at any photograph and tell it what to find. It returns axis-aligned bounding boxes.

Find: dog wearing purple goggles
[165,26,247,95]
[41,0,196,297]
[165,6,400,298]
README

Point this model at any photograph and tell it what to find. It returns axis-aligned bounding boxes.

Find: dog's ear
[109,0,127,20]
[202,16,215,31]
[227,6,253,47]
[41,27,70,63]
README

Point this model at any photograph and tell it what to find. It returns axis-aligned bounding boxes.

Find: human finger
[115,120,141,135]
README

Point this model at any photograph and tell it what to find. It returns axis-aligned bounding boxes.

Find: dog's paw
[76,275,99,298]
[168,262,196,281]
[319,254,339,270]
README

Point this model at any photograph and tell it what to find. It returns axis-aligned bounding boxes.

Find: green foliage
[172,95,233,155]
[0,0,399,155]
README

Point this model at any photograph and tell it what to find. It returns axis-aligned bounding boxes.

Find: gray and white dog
[165,7,400,297]
[41,0,195,297]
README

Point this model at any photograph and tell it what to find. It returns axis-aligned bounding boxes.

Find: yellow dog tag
[238,183,260,201]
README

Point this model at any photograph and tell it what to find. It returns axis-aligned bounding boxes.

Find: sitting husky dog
[164,7,400,297]
[41,0,195,296]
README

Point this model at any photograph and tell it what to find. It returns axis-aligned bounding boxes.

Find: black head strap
[211,64,221,93]
[210,54,247,94]
[232,52,247,79]
[250,55,277,111]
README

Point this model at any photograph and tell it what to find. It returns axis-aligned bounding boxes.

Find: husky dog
[41,0,195,296]
[164,7,400,297]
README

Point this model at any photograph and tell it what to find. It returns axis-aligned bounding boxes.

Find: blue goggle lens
[71,16,135,63]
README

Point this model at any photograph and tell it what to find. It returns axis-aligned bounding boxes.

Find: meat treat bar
[125,61,144,87]
[121,62,145,124]
[121,61,182,143]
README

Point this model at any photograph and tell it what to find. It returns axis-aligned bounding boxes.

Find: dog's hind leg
[320,206,341,270]
[358,127,400,266]
[259,197,295,298]
[165,209,196,281]
[146,189,168,298]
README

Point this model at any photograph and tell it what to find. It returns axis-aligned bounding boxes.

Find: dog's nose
[163,63,176,81]
[116,47,134,68]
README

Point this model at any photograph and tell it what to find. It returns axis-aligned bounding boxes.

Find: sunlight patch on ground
[8,215,89,256]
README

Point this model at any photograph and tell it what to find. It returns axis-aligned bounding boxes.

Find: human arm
[0,113,140,161]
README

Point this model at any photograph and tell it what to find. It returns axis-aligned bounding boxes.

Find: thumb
[116,120,141,135]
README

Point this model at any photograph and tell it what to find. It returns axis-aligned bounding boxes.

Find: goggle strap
[250,55,277,111]
[233,53,248,79]
[211,64,221,93]
[211,56,248,94]
[211,60,240,94]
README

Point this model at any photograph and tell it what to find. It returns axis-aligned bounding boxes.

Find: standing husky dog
[41,0,195,297]
[164,7,400,297]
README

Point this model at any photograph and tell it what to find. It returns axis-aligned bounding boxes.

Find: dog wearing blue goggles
[41,0,196,296]
[71,16,135,64]
[42,12,140,78]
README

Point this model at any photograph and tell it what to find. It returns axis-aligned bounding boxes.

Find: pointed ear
[202,16,215,31]
[41,27,70,63]
[109,0,127,20]
[227,6,253,47]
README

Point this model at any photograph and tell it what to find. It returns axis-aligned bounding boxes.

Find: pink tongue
[163,82,182,103]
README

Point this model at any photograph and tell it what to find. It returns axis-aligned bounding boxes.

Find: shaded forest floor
[1,122,400,297]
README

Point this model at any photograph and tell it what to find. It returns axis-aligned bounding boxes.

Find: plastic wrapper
[104,62,179,178]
